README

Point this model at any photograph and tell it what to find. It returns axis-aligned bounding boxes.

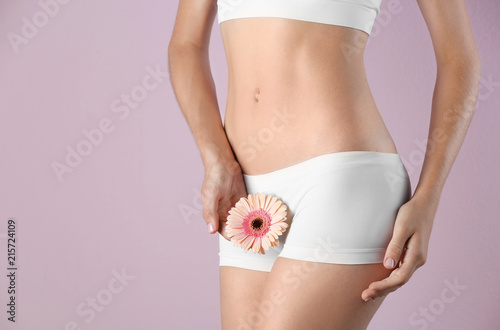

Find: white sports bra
[217,0,382,35]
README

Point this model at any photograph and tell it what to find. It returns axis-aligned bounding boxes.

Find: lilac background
[0,1,498,329]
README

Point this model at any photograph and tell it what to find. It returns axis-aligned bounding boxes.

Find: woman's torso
[220,16,397,175]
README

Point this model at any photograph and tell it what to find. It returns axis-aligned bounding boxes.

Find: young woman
[168,1,480,329]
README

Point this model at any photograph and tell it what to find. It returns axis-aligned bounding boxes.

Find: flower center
[251,218,264,231]
[242,209,272,238]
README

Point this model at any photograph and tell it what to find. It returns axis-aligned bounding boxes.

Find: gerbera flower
[225,192,288,254]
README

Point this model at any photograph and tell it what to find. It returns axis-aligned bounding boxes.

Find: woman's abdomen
[220,19,398,175]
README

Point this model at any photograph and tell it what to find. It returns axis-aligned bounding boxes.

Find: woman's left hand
[361,194,439,301]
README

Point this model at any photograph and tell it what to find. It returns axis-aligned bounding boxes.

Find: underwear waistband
[242,151,406,187]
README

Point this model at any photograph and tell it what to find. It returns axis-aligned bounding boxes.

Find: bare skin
[168,0,481,329]
[220,18,397,175]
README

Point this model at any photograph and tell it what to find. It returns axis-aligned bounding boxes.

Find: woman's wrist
[410,184,441,215]
[200,140,241,172]
[196,123,236,163]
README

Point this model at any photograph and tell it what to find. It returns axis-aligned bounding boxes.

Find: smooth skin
[168,1,481,329]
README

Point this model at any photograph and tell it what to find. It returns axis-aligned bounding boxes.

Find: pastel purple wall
[0,1,498,329]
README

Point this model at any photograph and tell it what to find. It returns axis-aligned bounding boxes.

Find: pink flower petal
[258,193,266,209]
[262,236,271,250]
[252,237,261,253]
[270,230,279,239]
[242,235,255,251]
[262,194,271,211]
[239,198,252,212]
[225,193,289,254]
[271,213,287,224]
[268,200,282,215]
[266,196,278,211]
[271,223,288,232]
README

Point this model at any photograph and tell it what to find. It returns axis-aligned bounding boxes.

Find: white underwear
[218,151,412,272]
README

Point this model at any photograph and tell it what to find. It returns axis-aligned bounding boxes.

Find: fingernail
[385,258,395,268]
[364,298,371,302]
[208,223,215,233]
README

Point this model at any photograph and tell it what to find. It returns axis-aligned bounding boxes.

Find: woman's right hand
[201,159,248,242]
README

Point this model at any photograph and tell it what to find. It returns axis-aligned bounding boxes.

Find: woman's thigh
[220,266,270,330]
[218,151,411,329]
[254,257,392,330]
[220,258,391,330]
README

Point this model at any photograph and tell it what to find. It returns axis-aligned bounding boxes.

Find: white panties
[219,151,412,272]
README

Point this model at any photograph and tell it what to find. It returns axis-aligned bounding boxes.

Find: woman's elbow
[167,40,182,64]
[461,47,481,81]
[464,50,482,93]
[438,49,481,87]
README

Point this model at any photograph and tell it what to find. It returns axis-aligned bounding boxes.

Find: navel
[254,88,261,102]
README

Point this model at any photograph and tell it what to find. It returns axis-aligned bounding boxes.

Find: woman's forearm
[413,57,481,207]
[168,43,237,167]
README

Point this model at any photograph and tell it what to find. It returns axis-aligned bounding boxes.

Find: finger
[362,266,412,300]
[201,183,221,234]
[218,220,231,241]
[362,267,409,299]
[383,221,412,270]
[218,184,248,240]
[216,196,237,241]
[363,244,420,299]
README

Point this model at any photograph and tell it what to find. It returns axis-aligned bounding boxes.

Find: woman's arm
[362,0,481,300]
[169,0,236,166]
[169,0,247,238]
[411,0,481,204]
